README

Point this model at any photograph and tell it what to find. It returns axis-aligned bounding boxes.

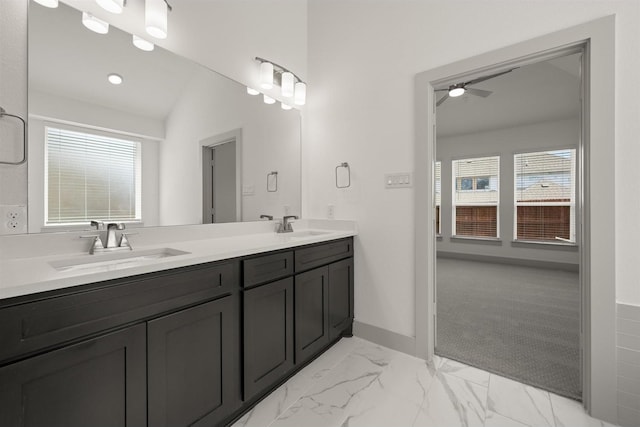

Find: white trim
[415,16,616,423]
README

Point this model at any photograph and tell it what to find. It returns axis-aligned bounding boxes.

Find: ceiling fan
[436,68,517,107]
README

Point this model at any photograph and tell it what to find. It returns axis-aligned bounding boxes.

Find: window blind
[46,126,141,224]
[452,156,500,238]
[514,149,576,242]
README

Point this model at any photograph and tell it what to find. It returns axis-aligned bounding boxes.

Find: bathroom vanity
[0,226,355,427]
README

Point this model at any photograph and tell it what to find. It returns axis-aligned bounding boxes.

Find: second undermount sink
[50,248,191,273]
[283,230,332,239]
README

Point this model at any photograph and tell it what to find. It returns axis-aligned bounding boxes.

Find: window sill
[450,236,502,245]
[511,239,579,250]
[40,221,144,233]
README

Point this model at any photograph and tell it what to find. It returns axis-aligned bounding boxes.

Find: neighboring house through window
[45,126,142,225]
[452,156,500,238]
[435,161,441,235]
[514,149,576,243]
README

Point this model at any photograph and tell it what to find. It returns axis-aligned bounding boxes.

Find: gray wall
[436,118,579,265]
[617,303,640,427]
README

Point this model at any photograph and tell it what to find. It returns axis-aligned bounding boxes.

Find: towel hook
[267,171,278,192]
[335,162,351,188]
[0,106,27,166]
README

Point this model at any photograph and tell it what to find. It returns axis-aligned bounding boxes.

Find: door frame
[414,16,616,422]
[200,128,243,223]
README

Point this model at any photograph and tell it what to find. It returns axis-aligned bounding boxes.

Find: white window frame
[451,155,500,238]
[513,148,577,244]
[44,123,143,227]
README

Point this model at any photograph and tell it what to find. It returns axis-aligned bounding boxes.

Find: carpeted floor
[436,256,581,400]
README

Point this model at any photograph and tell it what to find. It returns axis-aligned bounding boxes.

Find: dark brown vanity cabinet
[0,324,147,427]
[328,257,354,341]
[294,266,330,363]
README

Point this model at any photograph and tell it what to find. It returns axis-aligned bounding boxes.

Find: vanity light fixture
[33,0,59,8]
[145,0,172,39]
[132,35,154,51]
[82,12,109,34]
[107,73,123,85]
[96,0,125,14]
[263,95,276,105]
[255,57,307,104]
[246,87,260,96]
[281,102,292,110]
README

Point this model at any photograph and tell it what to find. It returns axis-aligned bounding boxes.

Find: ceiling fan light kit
[436,68,517,107]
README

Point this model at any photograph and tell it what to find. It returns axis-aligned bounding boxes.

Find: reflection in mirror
[26,0,301,234]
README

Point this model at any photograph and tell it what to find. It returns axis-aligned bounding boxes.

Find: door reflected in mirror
[26,0,301,234]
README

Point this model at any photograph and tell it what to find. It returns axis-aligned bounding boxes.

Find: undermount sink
[283,230,332,239]
[50,248,191,273]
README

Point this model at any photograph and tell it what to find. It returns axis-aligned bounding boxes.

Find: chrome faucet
[277,215,298,233]
[81,221,133,254]
[260,214,274,220]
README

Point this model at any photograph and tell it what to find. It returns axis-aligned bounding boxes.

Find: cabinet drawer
[243,251,293,288]
[294,238,353,272]
[0,261,239,364]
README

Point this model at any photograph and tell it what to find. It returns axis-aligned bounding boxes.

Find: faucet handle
[80,234,105,254]
[90,220,104,230]
[116,223,126,231]
[260,215,274,221]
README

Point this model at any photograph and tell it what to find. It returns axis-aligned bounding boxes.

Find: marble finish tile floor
[231,337,618,427]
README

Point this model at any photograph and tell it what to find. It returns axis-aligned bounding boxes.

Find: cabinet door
[243,277,294,400]
[148,296,241,427]
[294,266,330,364]
[329,258,354,340]
[0,324,146,427]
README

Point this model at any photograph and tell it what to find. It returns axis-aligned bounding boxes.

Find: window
[452,156,500,238]
[514,149,576,242]
[435,161,441,235]
[45,126,141,225]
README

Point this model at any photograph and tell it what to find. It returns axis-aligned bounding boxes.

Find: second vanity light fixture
[248,57,307,108]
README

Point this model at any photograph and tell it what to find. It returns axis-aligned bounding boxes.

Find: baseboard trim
[353,320,417,357]
[437,251,579,272]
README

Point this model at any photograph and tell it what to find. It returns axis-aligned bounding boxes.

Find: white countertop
[0,220,356,301]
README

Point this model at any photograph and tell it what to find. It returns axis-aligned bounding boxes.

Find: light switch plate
[384,173,412,189]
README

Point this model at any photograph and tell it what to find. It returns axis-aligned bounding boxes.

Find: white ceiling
[436,53,581,138]
[29,1,206,120]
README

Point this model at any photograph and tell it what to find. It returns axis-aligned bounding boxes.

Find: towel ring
[267,171,278,192]
[335,162,351,188]
[0,106,27,166]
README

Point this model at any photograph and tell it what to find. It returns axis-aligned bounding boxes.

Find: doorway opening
[434,51,583,400]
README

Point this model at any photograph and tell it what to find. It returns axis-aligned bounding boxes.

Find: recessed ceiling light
[82,12,109,34]
[132,35,155,52]
[108,73,123,85]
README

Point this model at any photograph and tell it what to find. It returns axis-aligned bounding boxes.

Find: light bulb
[281,72,294,98]
[281,102,292,110]
[260,62,274,89]
[82,12,109,34]
[449,86,465,97]
[146,0,168,39]
[33,0,59,7]
[132,35,155,51]
[263,95,276,105]
[246,87,260,96]
[96,0,124,14]
[108,73,123,85]
[294,82,306,106]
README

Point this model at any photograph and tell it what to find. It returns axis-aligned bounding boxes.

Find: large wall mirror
[25,0,301,234]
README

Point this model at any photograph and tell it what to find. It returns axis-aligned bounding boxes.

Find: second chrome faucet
[83,221,134,254]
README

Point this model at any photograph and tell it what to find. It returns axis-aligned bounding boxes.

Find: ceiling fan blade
[436,94,449,107]
[434,88,449,92]
[466,88,493,98]
[464,68,516,86]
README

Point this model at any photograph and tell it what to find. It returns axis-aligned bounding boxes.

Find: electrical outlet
[327,204,335,219]
[0,205,27,235]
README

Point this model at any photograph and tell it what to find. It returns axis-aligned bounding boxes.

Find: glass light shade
[281,102,292,110]
[294,82,306,106]
[260,62,274,89]
[33,0,59,7]
[449,87,465,97]
[107,73,123,85]
[96,0,124,14]
[263,95,276,105]
[82,12,109,34]
[281,72,294,97]
[145,0,168,39]
[132,35,154,51]
[246,87,260,96]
